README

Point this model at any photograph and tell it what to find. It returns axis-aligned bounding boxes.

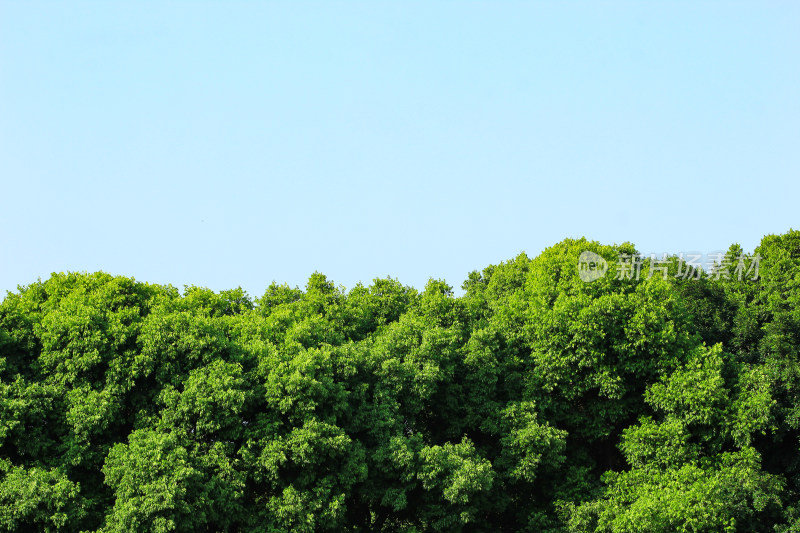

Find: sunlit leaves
[0,462,84,532]
[0,231,798,531]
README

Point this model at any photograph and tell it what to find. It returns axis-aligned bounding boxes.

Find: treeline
[1,231,799,531]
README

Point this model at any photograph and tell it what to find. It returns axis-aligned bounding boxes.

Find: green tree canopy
[1,230,798,531]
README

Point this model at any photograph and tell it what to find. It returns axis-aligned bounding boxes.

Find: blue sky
[1,2,798,298]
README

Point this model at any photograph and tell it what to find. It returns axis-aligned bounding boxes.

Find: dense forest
[1,231,799,532]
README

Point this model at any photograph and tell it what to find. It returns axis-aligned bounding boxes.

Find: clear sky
[1,2,798,298]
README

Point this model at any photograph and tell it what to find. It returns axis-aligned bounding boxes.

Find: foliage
[1,231,799,531]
